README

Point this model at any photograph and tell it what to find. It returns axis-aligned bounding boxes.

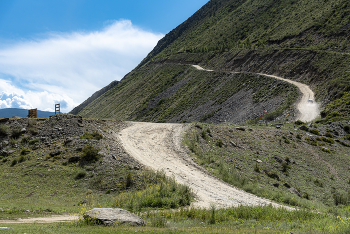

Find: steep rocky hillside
[74,0,350,122]
[70,80,119,115]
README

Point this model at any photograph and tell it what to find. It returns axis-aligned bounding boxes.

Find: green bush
[20,148,30,155]
[81,146,101,162]
[308,129,320,135]
[18,155,27,163]
[114,175,193,210]
[305,138,317,146]
[125,172,133,188]
[75,170,87,180]
[9,138,17,146]
[325,132,333,138]
[21,136,31,144]
[29,138,40,145]
[80,132,103,140]
[201,130,208,141]
[0,124,8,136]
[216,139,223,147]
[11,159,17,167]
[344,125,350,133]
[320,137,334,144]
[314,179,323,187]
[321,147,331,153]
[295,120,304,125]
[11,127,23,139]
[28,127,38,135]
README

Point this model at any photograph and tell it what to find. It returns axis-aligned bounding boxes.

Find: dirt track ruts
[117,122,291,209]
[193,65,320,122]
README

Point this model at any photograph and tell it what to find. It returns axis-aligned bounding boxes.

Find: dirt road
[192,65,319,122]
[0,215,78,223]
[117,122,289,209]
[257,73,319,122]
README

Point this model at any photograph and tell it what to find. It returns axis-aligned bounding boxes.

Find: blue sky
[0,0,208,112]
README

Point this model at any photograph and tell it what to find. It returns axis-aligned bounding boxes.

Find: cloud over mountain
[0,20,163,112]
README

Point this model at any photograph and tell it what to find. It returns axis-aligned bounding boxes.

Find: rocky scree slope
[75,0,350,122]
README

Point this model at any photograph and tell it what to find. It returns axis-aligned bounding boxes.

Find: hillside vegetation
[74,0,350,122]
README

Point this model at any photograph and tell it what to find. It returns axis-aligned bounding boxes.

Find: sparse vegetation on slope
[78,64,298,124]
[75,0,350,121]
[184,121,350,210]
[0,115,193,218]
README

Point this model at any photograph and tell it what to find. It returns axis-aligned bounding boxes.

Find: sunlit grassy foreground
[2,205,350,233]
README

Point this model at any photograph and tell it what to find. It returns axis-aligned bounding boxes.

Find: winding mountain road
[117,122,290,209]
[117,65,320,209]
[193,65,319,122]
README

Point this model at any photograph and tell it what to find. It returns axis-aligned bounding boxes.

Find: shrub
[325,132,333,138]
[305,138,317,146]
[125,172,133,188]
[20,148,30,155]
[18,155,27,163]
[81,146,101,162]
[9,138,17,146]
[0,124,8,136]
[344,125,350,133]
[295,120,304,125]
[314,179,323,187]
[321,147,331,153]
[282,162,291,173]
[201,130,208,141]
[29,138,40,145]
[11,159,17,167]
[75,170,87,180]
[216,139,223,147]
[296,134,302,140]
[80,132,103,140]
[308,129,320,135]
[21,136,31,144]
[27,119,36,127]
[302,192,310,200]
[11,127,23,139]
[28,127,38,135]
[320,137,334,144]
[333,193,349,206]
[114,176,193,210]
[254,163,260,172]
[345,134,350,141]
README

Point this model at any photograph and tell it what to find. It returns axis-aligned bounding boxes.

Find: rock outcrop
[84,208,145,226]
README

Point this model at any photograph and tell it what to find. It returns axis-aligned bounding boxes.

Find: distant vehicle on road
[307,99,314,103]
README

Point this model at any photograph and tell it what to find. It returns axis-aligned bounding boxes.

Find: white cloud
[0,20,163,112]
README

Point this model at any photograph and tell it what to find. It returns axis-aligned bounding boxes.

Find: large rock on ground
[83,208,145,226]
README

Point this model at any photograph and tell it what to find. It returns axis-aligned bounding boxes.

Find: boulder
[299,125,309,131]
[273,156,284,164]
[64,137,74,145]
[50,150,62,157]
[235,127,245,131]
[289,187,302,197]
[68,156,80,163]
[84,208,145,226]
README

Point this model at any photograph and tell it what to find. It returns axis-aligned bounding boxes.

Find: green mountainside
[74,0,350,122]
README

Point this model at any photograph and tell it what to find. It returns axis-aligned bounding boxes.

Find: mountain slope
[70,80,119,115]
[74,0,350,122]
